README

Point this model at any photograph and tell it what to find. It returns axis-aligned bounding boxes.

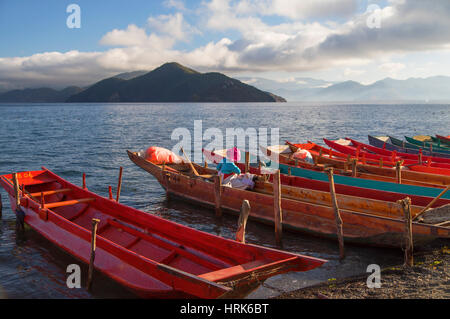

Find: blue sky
[1,0,450,89]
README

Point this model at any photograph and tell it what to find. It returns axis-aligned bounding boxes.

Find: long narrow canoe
[405,136,450,151]
[129,150,449,248]
[368,135,450,159]
[0,168,325,299]
[278,142,450,187]
[390,135,450,155]
[369,135,450,158]
[435,135,450,146]
[253,147,450,205]
[348,138,450,165]
[324,138,450,175]
[258,145,450,207]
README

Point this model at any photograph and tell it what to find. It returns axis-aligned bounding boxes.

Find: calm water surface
[0,102,449,298]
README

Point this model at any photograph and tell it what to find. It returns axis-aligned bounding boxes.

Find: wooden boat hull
[405,136,450,151]
[0,169,325,299]
[129,151,450,248]
[389,135,450,154]
[257,146,450,206]
[284,142,450,187]
[349,138,450,164]
[369,135,450,158]
[324,138,450,172]
[436,135,450,146]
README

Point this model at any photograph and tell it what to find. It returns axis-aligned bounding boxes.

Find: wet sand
[276,241,449,299]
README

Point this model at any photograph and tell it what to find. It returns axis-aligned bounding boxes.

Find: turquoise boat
[261,159,450,201]
[389,136,450,155]
[405,136,450,151]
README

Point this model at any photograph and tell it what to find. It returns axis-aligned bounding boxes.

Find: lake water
[0,102,449,299]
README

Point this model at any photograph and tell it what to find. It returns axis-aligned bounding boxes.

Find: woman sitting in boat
[217,147,256,190]
[217,147,241,179]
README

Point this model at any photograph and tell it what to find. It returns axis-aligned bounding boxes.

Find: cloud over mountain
[1,0,450,89]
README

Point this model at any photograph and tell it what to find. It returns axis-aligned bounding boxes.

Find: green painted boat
[389,136,450,155]
[405,136,450,151]
[261,158,450,201]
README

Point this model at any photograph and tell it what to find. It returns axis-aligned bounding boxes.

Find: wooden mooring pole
[236,200,250,243]
[245,151,250,174]
[87,218,100,291]
[82,173,87,189]
[116,166,123,203]
[395,161,402,184]
[325,168,345,260]
[273,170,283,246]
[351,159,357,177]
[0,192,2,218]
[398,198,413,267]
[108,186,113,200]
[214,175,222,217]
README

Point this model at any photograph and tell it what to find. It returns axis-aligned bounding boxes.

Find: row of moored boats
[0,133,449,298]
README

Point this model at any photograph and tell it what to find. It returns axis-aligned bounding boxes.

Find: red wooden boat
[0,168,326,299]
[347,138,450,164]
[324,138,450,176]
[129,149,450,247]
[285,141,450,187]
[436,134,450,146]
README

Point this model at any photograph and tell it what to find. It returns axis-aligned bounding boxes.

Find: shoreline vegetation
[276,241,449,299]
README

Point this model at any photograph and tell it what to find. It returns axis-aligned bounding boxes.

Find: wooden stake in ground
[395,161,402,184]
[351,159,357,177]
[325,168,345,260]
[87,218,100,291]
[12,173,20,207]
[398,198,413,267]
[108,186,113,200]
[214,175,222,217]
[236,200,250,243]
[273,170,283,246]
[245,151,250,174]
[116,166,123,202]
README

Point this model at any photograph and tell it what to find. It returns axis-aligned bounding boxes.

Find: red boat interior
[1,170,311,286]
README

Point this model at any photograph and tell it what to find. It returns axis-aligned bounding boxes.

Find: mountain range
[239,76,450,102]
[0,63,284,103]
[1,62,450,102]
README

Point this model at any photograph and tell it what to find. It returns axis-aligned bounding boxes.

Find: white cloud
[378,62,405,74]
[148,13,199,41]
[2,0,450,89]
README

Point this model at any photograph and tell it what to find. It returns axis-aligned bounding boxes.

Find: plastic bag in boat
[293,149,314,164]
[144,146,184,164]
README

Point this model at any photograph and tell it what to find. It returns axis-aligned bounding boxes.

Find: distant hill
[241,75,450,102]
[0,86,82,103]
[67,63,285,102]
[239,76,335,102]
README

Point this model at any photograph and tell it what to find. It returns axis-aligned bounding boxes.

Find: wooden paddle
[413,185,450,221]
[180,147,214,179]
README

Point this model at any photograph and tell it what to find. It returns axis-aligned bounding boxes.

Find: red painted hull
[323,138,450,174]
[287,141,450,185]
[436,134,450,146]
[0,169,325,299]
[348,138,450,164]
